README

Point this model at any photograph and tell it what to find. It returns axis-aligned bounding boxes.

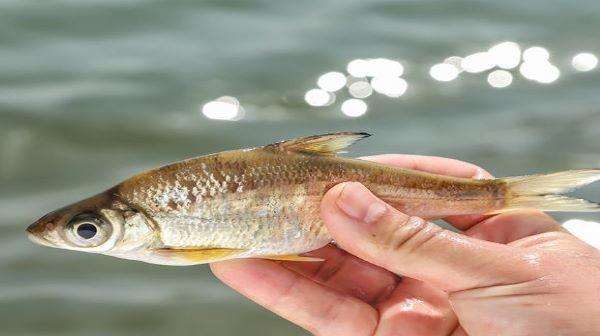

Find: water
[1,0,599,335]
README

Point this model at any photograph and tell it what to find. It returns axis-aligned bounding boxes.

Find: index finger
[282,244,399,304]
[359,154,493,230]
[210,259,377,335]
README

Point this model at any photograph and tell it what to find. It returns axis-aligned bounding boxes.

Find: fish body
[27,132,600,265]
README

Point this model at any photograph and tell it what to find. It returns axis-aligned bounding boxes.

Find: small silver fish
[27,132,600,265]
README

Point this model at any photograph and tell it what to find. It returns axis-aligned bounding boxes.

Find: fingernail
[336,182,387,224]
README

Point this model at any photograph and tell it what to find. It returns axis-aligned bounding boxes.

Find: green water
[1,1,599,335]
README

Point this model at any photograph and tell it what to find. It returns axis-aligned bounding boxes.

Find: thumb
[321,182,540,292]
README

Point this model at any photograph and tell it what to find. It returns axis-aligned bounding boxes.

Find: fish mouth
[26,223,55,247]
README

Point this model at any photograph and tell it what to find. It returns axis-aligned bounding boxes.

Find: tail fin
[491,169,600,214]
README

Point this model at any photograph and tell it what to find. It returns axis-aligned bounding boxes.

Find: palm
[280,244,459,335]
[211,243,460,335]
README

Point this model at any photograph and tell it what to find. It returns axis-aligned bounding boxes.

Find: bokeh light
[347,58,403,78]
[488,41,521,69]
[444,56,464,72]
[317,72,347,92]
[347,59,370,77]
[304,89,335,106]
[348,81,373,98]
[461,52,494,73]
[368,58,404,77]
[522,46,550,63]
[519,61,560,83]
[571,53,598,72]
[308,42,597,111]
[201,96,244,121]
[535,64,560,84]
[345,75,365,87]
[341,99,367,117]
[370,76,407,97]
[487,70,513,88]
[429,63,460,82]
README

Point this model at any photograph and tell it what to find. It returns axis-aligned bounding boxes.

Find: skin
[211,154,600,336]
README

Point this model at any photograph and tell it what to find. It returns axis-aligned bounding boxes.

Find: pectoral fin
[265,132,371,156]
[261,254,324,262]
[157,248,245,263]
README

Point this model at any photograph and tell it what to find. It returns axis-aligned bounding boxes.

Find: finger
[507,230,580,249]
[375,278,458,336]
[283,245,400,304]
[210,259,377,335]
[359,154,490,180]
[465,210,568,244]
[360,154,493,230]
[322,182,539,292]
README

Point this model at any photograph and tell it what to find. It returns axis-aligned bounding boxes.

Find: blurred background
[1,0,599,335]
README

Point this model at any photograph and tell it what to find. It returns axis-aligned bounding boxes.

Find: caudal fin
[490,169,600,214]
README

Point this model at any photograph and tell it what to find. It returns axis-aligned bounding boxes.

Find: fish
[26,132,600,266]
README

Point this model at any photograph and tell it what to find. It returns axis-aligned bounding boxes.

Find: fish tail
[489,169,600,214]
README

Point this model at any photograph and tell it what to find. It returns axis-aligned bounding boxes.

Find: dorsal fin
[265,132,371,156]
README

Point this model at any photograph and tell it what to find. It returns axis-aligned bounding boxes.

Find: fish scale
[153,180,330,254]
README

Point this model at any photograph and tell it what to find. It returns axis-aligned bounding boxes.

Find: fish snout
[26,217,61,247]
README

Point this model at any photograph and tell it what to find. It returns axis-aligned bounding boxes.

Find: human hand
[211,155,600,335]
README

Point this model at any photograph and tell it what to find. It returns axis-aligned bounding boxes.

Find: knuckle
[269,274,303,311]
[373,300,449,336]
[382,215,441,255]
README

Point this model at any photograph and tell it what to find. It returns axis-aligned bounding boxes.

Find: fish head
[27,189,155,256]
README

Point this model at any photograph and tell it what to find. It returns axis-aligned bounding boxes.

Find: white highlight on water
[487,70,513,88]
[341,99,367,117]
[461,52,494,73]
[444,56,464,72]
[347,58,404,78]
[429,63,459,82]
[348,80,373,98]
[370,76,407,97]
[571,53,598,72]
[304,88,335,106]
[522,46,550,63]
[519,61,560,84]
[488,41,521,69]
[201,96,244,121]
[317,72,347,92]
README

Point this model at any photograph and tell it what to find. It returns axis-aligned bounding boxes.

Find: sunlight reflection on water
[197,42,597,122]
[201,96,244,121]
[340,98,367,118]
[572,53,598,72]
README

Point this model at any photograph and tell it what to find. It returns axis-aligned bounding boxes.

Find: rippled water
[1,1,599,335]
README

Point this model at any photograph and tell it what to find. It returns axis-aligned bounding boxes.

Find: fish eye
[65,213,112,248]
[76,223,97,239]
